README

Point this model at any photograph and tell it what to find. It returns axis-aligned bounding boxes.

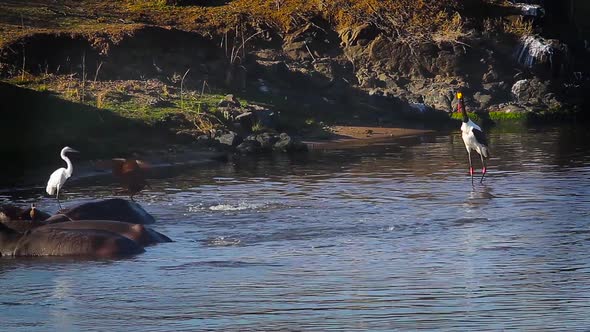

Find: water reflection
[466,185,495,208]
[1,125,590,330]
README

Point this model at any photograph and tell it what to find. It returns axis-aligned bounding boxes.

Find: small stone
[215,131,242,147]
[218,94,241,108]
[236,140,262,154]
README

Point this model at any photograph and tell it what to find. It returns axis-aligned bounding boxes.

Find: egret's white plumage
[46,146,78,208]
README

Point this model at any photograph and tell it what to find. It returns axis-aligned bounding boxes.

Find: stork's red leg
[480,154,487,183]
[468,151,474,185]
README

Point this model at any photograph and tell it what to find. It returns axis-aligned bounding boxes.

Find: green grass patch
[451,111,529,123]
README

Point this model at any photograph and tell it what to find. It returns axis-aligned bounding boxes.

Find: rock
[473,92,493,109]
[254,133,280,150]
[157,113,193,129]
[515,36,568,76]
[218,94,241,108]
[339,24,377,48]
[543,93,564,110]
[511,4,545,17]
[244,104,280,129]
[409,103,431,113]
[234,111,255,131]
[194,134,215,147]
[482,68,499,83]
[282,19,340,61]
[273,133,308,152]
[511,79,550,105]
[423,90,453,112]
[236,140,262,154]
[146,97,174,108]
[215,131,242,147]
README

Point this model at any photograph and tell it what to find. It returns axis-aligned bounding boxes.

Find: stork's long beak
[70,149,80,153]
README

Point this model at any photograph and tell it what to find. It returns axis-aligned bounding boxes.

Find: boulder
[473,92,493,109]
[218,94,241,108]
[283,20,340,61]
[511,78,550,105]
[273,133,308,152]
[236,140,262,154]
[254,132,280,150]
[215,131,242,147]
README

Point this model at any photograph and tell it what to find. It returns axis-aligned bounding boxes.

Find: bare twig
[81,52,86,102]
[230,30,264,64]
[196,80,208,113]
[20,15,26,81]
[224,31,228,58]
[241,22,245,59]
[94,61,103,82]
[180,68,190,110]
[304,41,316,62]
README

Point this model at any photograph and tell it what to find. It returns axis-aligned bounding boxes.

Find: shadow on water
[466,184,496,207]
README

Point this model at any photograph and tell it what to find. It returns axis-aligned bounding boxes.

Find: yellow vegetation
[0,0,466,47]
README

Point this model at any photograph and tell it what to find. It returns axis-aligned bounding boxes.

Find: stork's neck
[61,150,74,177]
[459,100,469,123]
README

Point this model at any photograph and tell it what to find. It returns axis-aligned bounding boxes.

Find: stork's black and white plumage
[457,95,489,184]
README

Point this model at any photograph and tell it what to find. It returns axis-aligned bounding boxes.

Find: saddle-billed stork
[457,92,489,184]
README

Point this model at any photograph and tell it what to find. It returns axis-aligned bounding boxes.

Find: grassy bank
[450,110,582,125]
[0,81,175,169]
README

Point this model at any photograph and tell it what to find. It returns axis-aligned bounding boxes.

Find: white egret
[46,146,79,209]
[457,92,489,184]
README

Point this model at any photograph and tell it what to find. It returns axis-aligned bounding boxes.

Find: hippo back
[13,228,145,257]
[0,220,46,233]
[38,220,172,246]
[51,199,156,224]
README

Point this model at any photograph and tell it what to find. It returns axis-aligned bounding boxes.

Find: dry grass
[483,16,533,37]
[503,16,534,36]
[433,12,465,43]
[1,0,468,48]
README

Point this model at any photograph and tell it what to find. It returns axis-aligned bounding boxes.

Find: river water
[1,125,590,331]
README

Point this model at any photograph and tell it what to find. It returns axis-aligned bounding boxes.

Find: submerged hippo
[46,198,156,224]
[0,223,144,257]
[0,220,171,246]
[0,220,48,233]
[0,204,51,222]
[40,221,172,246]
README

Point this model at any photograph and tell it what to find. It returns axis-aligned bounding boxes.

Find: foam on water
[187,202,270,212]
[204,236,242,247]
[209,202,266,211]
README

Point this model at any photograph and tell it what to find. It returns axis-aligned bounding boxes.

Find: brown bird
[111,158,151,201]
[29,204,36,221]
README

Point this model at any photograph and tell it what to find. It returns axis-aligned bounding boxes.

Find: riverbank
[1,0,589,176]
